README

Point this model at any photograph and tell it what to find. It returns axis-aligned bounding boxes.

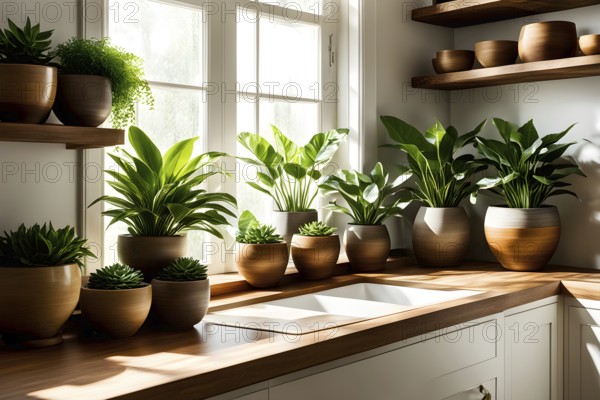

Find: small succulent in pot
[0,18,55,65]
[298,221,337,237]
[86,263,146,290]
[292,222,340,281]
[156,257,208,281]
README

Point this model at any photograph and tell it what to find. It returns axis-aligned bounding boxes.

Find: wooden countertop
[1,262,599,400]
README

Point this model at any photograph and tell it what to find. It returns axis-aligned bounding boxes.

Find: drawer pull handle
[479,385,492,400]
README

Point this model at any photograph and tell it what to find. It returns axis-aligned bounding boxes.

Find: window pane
[237,7,257,89]
[253,0,322,14]
[259,99,319,143]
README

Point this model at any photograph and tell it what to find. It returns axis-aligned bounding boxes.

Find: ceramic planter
[291,234,340,280]
[272,210,318,246]
[344,224,391,272]
[484,206,561,271]
[118,235,187,281]
[236,242,289,288]
[80,285,152,338]
[413,207,470,268]
[53,74,112,127]
[0,263,80,346]
[151,279,210,330]
[0,64,57,123]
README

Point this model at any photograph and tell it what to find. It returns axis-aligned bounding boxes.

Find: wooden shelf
[0,122,124,149]
[412,0,600,28]
[412,55,600,90]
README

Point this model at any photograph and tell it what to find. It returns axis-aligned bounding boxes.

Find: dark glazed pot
[151,279,210,330]
[53,74,112,127]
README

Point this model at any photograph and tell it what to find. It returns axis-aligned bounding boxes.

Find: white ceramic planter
[272,210,318,246]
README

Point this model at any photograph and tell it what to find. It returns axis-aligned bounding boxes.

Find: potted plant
[380,116,487,268]
[0,18,57,123]
[90,126,237,281]
[0,223,93,347]
[235,211,288,288]
[80,263,151,338]
[475,118,586,271]
[237,125,349,245]
[291,221,340,280]
[152,257,210,330]
[52,37,154,128]
[319,162,412,272]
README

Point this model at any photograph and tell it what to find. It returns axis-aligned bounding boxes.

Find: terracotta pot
[475,40,518,67]
[80,285,152,338]
[518,21,577,63]
[579,34,600,56]
[484,206,560,272]
[53,74,112,127]
[0,263,80,345]
[236,242,289,288]
[118,235,187,281]
[272,210,318,246]
[413,207,470,268]
[291,234,340,280]
[151,279,210,330]
[0,64,57,123]
[344,224,390,272]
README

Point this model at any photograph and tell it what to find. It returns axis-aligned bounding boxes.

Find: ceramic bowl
[579,34,600,56]
[435,50,475,73]
[518,21,577,62]
[432,58,443,74]
[475,40,518,67]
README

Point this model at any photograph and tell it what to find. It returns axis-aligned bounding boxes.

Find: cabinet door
[567,303,600,400]
[205,387,268,400]
[505,302,559,400]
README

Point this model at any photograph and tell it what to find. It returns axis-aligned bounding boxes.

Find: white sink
[205,283,480,335]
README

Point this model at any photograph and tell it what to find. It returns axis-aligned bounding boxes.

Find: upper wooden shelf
[0,122,124,149]
[412,0,600,28]
[412,55,600,90]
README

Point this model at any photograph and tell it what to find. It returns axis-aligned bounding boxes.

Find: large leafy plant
[91,126,237,237]
[236,211,283,244]
[474,118,586,208]
[237,126,349,212]
[0,18,55,65]
[319,162,412,225]
[380,116,487,207]
[87,263,146,290]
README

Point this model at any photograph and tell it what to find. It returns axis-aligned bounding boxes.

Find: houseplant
[80,263,151,338]
[237,125,349,245]
[0,223,94,346]
[291,221,340,280]
[52,37,154,128]
[319,162,412,272]
[235,211,288,288]
[0,17,57,123]
[90,126,237,280]
[380,116,487,268]
[475,118,586,271]
[152,257,210,330]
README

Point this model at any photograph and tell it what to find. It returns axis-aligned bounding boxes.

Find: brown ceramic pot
[0,64,57,123]
[151,279,210,330]
[80,285,152,338]
[344,224,390,272]
[272,210,318,246]
[0,263,80,345]
[435,50,475,73]
[484,206,560,272]
[236,242,289,288]
[475,40,518,67]
[413,207,470,268]
[579,34,600,56]
[291,234,340,280]
[118,235,187,281]
[518,21,577,62]
[53,74,112,127]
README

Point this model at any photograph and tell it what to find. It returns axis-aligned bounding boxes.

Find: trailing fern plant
[236,211,283,244]
[0,18,55,65]
[298,221,336,237]
[0,223,94,268]
[157,257,208,281]
[87,263,146,290]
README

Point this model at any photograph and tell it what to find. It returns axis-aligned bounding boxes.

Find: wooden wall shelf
[412,55,600,90]
[0,123,124,149]
[412,0,600,28]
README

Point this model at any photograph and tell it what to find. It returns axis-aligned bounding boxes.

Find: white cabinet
[205,384,268,400]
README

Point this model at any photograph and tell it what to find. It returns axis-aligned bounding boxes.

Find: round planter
[272,210,318,246]
[484,206,560,272]
[236,242,289,288]
[53,74,112,127]
[291,234,340,280]
[118,235,187,281]
[151,278,210,330]
[518,21,577,63]
[0,64,57,123]
[0,263,80,346]
[344,224,391,272]
[413,207,470,268]
[80,285,152,338]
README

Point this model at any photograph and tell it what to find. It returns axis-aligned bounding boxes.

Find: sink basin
[205,283,480,335]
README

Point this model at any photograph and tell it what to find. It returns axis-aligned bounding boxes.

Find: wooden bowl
[475,40,518,67]
[435,50,475,73]
[432,58,443,74]
[518,21,577,63]
[579,34,600,56]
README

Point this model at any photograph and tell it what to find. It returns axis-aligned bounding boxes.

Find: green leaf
[238,210,258,235]
[272,125,299,162]
[363,183,379,203]
[162,137,197,181]
[128,126,163,173]
[283,163,307,180]
[380,115,435,152]
[493,118,518,144]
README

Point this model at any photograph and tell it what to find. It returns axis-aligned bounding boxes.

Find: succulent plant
[237,225,283,244]
[157,257,208,281]
[87,263,146,290]
[0,223,94,268]
[298,221,336,237]
[0,18,55,65]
